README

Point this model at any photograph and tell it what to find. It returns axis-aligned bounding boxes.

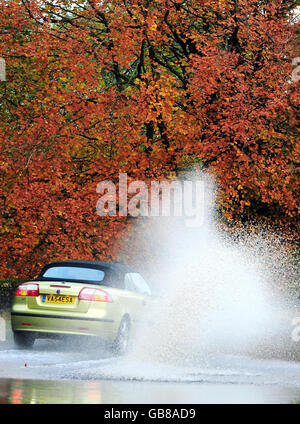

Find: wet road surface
[0,339,299,404]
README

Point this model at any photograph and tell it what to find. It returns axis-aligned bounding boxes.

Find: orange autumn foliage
[0,0,299,278]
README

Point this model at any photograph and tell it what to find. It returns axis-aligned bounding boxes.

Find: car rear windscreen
[42,266,105,282]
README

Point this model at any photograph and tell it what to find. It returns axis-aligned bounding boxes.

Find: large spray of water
[119,173,298,369]
[78,172,298,383]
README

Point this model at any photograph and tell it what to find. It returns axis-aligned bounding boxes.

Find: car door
[122,273,148,325]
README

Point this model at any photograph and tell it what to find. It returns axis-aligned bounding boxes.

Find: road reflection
[0,378,106,404]
[0,377,300,404]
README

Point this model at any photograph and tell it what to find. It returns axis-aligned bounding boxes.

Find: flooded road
[1,377,300,404]
[0,339,299,404]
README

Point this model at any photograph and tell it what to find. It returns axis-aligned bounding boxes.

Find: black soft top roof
[40,260,135,275]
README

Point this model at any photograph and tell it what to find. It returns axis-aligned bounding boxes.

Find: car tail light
[15,283,39,297]
[78,287,112,302]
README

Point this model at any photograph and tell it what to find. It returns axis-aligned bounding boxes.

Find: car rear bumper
[11,311,117,340]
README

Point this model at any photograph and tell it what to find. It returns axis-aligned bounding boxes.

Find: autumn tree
[0,0,299,278]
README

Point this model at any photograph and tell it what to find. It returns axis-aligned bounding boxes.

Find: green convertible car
[11,260,152,354]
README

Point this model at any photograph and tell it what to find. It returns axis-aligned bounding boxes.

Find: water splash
[117,173,298,370]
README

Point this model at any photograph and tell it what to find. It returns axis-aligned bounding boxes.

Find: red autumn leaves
[0,0,299,278]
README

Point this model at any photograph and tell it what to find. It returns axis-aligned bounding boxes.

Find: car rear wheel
[13,331,35,349]
[113,316,130,356]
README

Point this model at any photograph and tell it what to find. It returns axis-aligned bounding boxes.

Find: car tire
[13,331,35,349]
[113,316,130,356]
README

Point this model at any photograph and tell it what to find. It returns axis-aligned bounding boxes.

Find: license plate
[42,294,76,304]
